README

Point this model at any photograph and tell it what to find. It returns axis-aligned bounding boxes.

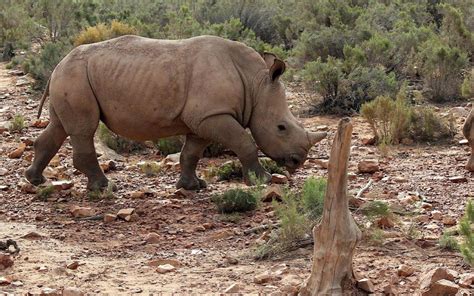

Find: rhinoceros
[463,107,474,172]
[25,35,326,191]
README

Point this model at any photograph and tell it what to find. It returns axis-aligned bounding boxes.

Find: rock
[349,197,366,208]
[316,125,329,131]
[156,264,176,273]
[459,139,469,145]
[99,160,116,172]
[271,173,288,184]
[262,185,283,202]
[0,254,14,270]
[103,214,116,223]
[393,176,408,183]
[416,215,430,223]
[361,136,376,145]
[0,276,11,286]
[145,232,160,244]
[51,180,74,190]
[312,159,329,169]
[0,168,8,176]
[224,283,241,293]
[254,272,274,284]
[449,176,467,183]
[422,279,459,296]
[148,259,181,268]
[62,287,85,296]
[40,287,62,295]
[70,206,95,218]
[443,216,457,226]
[160,152,181,171]
[7,69,24,76]
[21,231,44,240]
[125,213,139,222]
[19,181,36,193]
[0,185,8,191]
[67,261,79,270]
[397,264,415,277]
[174,188,194,199]
[208,229,234,241]
[8,142,26,158]
[15,78,30,87]
[420,267,457,290]
[357,160,379,173]
[449,107,468,117]
[31,120,49,128]
[357,278,374,293]
[127,191,145,199]
[117,208,135,220]
[459,273,474,288]
[376,216,395,229]
[431,210,442,220]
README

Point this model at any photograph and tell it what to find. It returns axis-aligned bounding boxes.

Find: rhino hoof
[176,176,206,191]
[25,168,46,186]
[87,179,116,192]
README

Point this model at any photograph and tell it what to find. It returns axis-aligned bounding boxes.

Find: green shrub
[137,161,161,177]
[274,190,310,245]
[259,158,286,175]
[87,183,116,200]
[360,201,391,219]
[361,92,454,145]
[215,161,242,181]
[36,185,55,201]
[154,137,183,156]
[459,199,474,265]
[97,122,144,153]
[211,188,258,213]
[461,69,473,99]
[301,177,326,220]
[9,114,25,133]
[439,232,459,251]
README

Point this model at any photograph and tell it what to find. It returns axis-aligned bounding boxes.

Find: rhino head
[249,53,327,173]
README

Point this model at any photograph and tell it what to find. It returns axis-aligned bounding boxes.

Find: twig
[355,179,373,199]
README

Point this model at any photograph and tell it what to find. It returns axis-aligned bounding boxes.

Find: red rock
[8,142,26,158]
[127,191,145,199]
[174,188,194,198]
[459,273,474,288]
[421,279,459,296]
[312,159,329,169]
[62,287,84,296]
[271,173,288,184]
[357,278,374,293]
[254,272,274,284]
[103,214,116,223]
[0,276,11,286]
[145,232,160,244]
[361,136,376,145]
[70,206,95,218]
[67,261,79,270]
[117,208,135,219]
[31,120,49,128]
[358,160,379,173]
[420,267,457,290]
[397,264,415,277]
[376,216,395,229]
[148,259,181,268]
[0,254,14,270]
[262,185,283,202]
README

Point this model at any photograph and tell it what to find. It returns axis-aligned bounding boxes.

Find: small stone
[357,278,374,293]
[38,265,48,272]
[19,181,36,194]
[393,176,408,183]
[21,231,44,240]
[425,223,440,230]
[62,287,85,296]
[124,213,139,222]
[376,216,395,229]
[459,139,469,145]
[416,215,430,223]
[145,232,160,244]
[67,261,79,270]
[117,208,135,220]
[271,173,288,184]
[449,176,467,183]
[422,279,459,296]
[0,185,8,191]
[431,210,442,220]
[397,264,415,277]
[51,180,74,190]
[349,197,366,208]
[0,254,14,270]
[459,273,474,288]
[148,259,181,268]
[262,185,283,202]
[156,264,176,273]
[254,272,274,284]
[103,214,116,223]
[312,159,329,169]
[420,267,457,290]
[208,229,234,241]
[40,287,61,295]
[8,142,26,158]
[128,191,145,199]
[0,168,8,176]
[174,188,194,198]
[443,216,457,226]
[316,125,329,131]
[357,160,379,174]
[361,136,376,145]
[70,206,95,218]
[224,283,240,293]
[0,276,11,286]
[31,120,49,128]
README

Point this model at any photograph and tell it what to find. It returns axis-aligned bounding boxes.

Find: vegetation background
[1,0,472,115]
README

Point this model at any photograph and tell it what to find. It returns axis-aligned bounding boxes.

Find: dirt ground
[0,61,473,295]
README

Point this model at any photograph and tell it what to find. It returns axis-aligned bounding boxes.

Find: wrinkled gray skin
[463,108,474,172]
[25,35,326,191]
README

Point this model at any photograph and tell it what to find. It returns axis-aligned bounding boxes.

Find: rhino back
[59,35,263,140]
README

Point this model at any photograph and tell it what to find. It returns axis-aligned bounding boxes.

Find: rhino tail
[37,77,51,119]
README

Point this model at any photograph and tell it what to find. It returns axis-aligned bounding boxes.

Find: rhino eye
[277,124,286,131]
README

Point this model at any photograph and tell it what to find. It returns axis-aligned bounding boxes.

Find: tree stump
[463,108,474,172]
[300,118,362,296]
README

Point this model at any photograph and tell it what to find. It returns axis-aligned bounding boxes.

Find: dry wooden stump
[300,118,362,295]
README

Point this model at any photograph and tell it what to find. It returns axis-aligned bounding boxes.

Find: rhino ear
[269,58,286,81]
[262,52,286,81]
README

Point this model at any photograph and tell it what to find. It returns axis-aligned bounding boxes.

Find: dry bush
[74,20,137,46]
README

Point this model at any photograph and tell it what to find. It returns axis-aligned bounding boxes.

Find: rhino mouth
[275,153,305,174]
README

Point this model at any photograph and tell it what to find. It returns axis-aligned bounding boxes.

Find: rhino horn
[308,131,327,146]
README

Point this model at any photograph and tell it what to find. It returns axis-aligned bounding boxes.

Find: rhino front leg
[176,134,210,190]
[196,115,271,185]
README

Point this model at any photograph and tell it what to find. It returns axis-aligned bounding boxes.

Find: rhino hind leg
[195,115,271,185]
[70,135,112,191]
[176,134,210,190]
[25,107,67,185]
